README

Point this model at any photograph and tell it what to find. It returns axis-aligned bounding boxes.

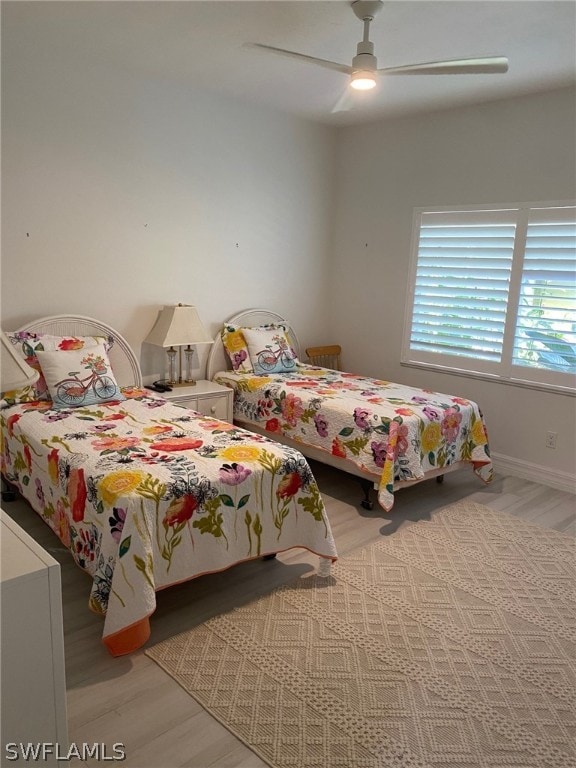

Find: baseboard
[491,452,576,494]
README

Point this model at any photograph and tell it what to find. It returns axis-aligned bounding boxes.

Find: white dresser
[1,510,68,765]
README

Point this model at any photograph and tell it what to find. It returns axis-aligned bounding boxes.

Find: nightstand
[162,380,233,423]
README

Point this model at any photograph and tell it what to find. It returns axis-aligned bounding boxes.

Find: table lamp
[144,304,212,386]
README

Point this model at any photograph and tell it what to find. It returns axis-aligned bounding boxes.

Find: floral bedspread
[214,367,493,511]
[0,389,337,654]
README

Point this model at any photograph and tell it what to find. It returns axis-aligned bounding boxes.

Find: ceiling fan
[248,0,508,98]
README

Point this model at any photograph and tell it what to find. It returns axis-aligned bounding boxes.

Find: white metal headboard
[14,314,143,388]
[206,308,301,381]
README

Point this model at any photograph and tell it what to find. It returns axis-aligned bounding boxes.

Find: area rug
[145,500,576,768]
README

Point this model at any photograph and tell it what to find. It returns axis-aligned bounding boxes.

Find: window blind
[404,202,576,392]
[512,206,576,373]
[411,210,516,362]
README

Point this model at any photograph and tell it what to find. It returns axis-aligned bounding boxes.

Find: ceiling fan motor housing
[353,41,377,74]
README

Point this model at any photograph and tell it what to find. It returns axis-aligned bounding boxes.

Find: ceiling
[4,0,576,126]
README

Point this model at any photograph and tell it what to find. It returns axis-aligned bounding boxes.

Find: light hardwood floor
[2,463,575,767]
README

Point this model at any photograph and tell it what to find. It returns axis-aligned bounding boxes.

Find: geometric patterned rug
[145,500,576,768]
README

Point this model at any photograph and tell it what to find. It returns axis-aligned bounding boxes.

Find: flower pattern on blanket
[214,368,493,511]
[0,389,336,645]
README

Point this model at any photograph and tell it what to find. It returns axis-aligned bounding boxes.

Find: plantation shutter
[512,206,576,373]
[409,210,516,363]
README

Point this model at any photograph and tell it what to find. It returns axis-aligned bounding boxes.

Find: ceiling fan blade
[332,87,377,114]
[245,43,351,75]
[331,89,355,114]
[378,56,509,75]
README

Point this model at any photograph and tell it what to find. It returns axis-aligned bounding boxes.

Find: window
[402,202,576,393]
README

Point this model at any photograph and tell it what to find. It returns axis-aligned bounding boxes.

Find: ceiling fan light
[351,71,377,90]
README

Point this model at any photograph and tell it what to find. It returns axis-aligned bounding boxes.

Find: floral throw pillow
[35,343,125,410]
[221,324,253,372]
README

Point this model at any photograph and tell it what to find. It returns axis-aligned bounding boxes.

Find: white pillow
[243,327,299,374]
[36,343,125,409]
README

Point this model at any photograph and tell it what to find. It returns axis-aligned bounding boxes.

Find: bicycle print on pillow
[243,328,299,375]
[35,343,125,410]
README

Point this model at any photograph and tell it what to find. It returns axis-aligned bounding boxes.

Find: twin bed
[207,309,493,513]
[0,314,337,656]
[1,309,492,656]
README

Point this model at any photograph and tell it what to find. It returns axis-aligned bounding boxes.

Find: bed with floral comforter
[0,388,337,655]
[214,367,493,511]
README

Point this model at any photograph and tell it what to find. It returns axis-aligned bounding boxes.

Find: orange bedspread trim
[103,618,151,657]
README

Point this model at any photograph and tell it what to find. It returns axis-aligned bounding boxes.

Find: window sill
[400,360,576,397]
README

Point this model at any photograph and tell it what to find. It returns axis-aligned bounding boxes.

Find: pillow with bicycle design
[2,332,113,405]
[242,327,299,375]
[221,323,298,374]
[35,343,125,410]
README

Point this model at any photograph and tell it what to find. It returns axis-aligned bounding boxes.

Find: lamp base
[172,380,197,387]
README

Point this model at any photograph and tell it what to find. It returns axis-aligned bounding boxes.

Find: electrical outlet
[545,431,557,449]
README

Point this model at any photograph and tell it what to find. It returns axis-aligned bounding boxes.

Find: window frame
[401,200,576,396]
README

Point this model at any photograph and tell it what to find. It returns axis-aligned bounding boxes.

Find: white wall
[1,41,336,381]
[331,87,576,485]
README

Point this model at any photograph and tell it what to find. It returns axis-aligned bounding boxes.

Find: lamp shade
[1,332,40,391]
[144,305,212,348]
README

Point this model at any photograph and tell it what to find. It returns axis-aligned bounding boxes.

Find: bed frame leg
[436,475,445,484]
[358,478,374,510]
[1,477,18,502]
